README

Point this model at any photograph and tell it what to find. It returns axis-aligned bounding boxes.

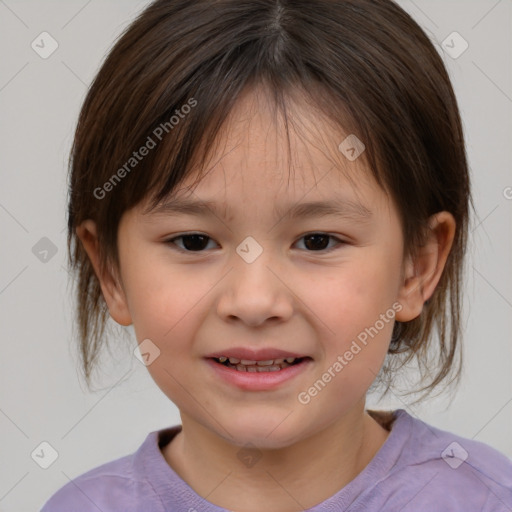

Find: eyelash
[164,232,348,254]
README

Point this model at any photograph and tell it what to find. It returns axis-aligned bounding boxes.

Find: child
[41,0,512,510]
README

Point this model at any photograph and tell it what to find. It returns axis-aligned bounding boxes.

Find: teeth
[248,363,290,372]
[221,357,299,365]
[216,356,304,372]
[223,356,297,366]
[256,360,274,366]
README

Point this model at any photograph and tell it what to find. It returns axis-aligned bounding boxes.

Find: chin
[219,413,306,450]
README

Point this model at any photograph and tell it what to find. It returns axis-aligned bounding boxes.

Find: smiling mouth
[211,356,309,372]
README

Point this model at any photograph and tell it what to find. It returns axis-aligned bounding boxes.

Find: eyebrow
[148,197,373,223]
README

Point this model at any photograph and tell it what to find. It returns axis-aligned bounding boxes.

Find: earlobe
[395,212,456,322]
[75,220,133,326]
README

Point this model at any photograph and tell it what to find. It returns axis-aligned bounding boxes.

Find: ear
[75,220,133,326]
[395,212,456,322]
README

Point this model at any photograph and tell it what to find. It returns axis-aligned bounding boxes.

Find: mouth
[211,356,310,372]
[205,355,313,391]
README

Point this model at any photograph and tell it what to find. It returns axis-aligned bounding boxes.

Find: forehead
[142,86,389,220]
[204,86,373,186]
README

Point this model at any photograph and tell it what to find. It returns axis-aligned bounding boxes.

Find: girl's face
[111,91,413,448]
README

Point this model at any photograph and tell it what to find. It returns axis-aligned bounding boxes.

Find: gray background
[0,1,511,510]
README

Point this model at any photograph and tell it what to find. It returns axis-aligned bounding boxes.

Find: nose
[215,244,294,328]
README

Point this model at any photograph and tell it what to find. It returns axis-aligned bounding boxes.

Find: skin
[77,86,455,511]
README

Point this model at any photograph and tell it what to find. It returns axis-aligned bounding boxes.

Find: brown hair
[67,0,472,400]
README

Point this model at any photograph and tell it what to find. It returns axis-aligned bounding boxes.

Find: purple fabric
[40,409,512,511]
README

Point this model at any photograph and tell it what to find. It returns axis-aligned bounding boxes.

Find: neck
[162,402,391,512]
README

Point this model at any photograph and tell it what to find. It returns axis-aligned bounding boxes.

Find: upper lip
[206,347,309,361]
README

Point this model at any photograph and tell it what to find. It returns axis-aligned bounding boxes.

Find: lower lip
[205,358,312,391]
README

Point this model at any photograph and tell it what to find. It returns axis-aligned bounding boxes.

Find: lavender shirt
[40,409,512,511]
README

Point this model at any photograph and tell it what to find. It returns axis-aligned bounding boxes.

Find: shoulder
[40,455,145,512]
[376,410,512,511]
[40,432,166,512]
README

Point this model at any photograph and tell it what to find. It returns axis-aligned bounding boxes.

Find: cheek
[124,258,206,339]
[125,263,214,398]
[309,257,397,382]
[316,259,397,334]
[126,265,205,406]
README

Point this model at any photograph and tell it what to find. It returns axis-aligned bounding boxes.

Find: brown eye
[303,234,330,251]
[296,233,345,253]
[167,234,216,252]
